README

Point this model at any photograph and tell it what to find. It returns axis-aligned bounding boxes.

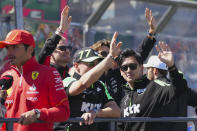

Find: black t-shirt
[62,73,113,131]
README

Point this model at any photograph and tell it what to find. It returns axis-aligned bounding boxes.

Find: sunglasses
[87,62,96,67]
[81,60,99,67]
[57,46,72,51]
[120,63,138,71]
[100,51,108,57]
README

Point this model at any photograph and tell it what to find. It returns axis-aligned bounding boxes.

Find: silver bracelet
[109,55,116,61]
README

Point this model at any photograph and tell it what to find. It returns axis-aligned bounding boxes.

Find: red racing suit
[1,57,70,131]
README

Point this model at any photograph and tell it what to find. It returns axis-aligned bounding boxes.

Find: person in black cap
[55,32,121,131]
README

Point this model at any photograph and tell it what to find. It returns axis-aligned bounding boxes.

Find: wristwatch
[34,109,40,119]
[109,55,116,61]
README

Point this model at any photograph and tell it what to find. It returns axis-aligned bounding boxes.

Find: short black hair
[23,43,35,56]
[117,48,143,66]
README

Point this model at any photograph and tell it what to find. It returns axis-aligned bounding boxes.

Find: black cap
[73,47,103,63]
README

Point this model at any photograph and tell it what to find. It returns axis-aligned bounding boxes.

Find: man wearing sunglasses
[118,42,189,131]
[38,6,72,79]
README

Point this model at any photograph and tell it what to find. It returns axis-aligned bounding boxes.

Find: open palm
[59,5,72,32]
[145,8,156,34]
[155,41,174,67]
[109,32,122,58]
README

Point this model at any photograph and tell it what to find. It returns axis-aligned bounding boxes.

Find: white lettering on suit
[81,102,101,112]
[124,104,140,117]
[54,77,62,84]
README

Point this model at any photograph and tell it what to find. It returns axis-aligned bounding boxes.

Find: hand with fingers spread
[155,41,174,67]
[58,5,72,34]
[80,111,96,126]
[109,32,122,58]
[145,8,156,34]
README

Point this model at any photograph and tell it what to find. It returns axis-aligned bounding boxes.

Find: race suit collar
[133,75,150,89]
[22,56,38,74]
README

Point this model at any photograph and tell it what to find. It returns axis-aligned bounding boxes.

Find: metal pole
[85,0,113,27]
[193,121,197,131]
[82,24,89,47]
[155,5,178,34]
[109,121,115,131]
[14,0,24,29]
[137,0,197,9]
[6,122,13,131]
[83,0,113,47]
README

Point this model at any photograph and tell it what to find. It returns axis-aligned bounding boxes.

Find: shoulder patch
[63,77,77,88]
[154,79,170,87]
[32,71,39,80]
[178,70,186,80]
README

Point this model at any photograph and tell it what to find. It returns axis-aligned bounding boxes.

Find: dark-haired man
[118,42,189,131]
[38,5,72,79]
[0,29,70,131]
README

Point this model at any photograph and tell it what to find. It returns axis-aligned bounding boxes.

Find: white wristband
[55,27,64,35]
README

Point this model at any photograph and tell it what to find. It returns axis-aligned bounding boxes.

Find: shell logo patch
[32,71,39,80]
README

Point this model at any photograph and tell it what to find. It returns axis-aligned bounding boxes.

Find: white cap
[143,55,167,70]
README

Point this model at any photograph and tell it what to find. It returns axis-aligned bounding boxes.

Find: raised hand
[155,41,174,67]
[59,5,72,33]
[145,8,156,34]
[109,32,122,58]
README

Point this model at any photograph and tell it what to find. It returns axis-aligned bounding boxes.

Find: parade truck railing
[1,117,197,131]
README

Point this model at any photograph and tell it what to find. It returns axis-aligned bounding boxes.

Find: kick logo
[81,102,101,112]
[124,104,140,117]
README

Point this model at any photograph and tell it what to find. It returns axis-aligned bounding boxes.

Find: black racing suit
[38,34,70,79]
[98,36,156,131]
[121,66,189,131]
[103,36,156,107]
